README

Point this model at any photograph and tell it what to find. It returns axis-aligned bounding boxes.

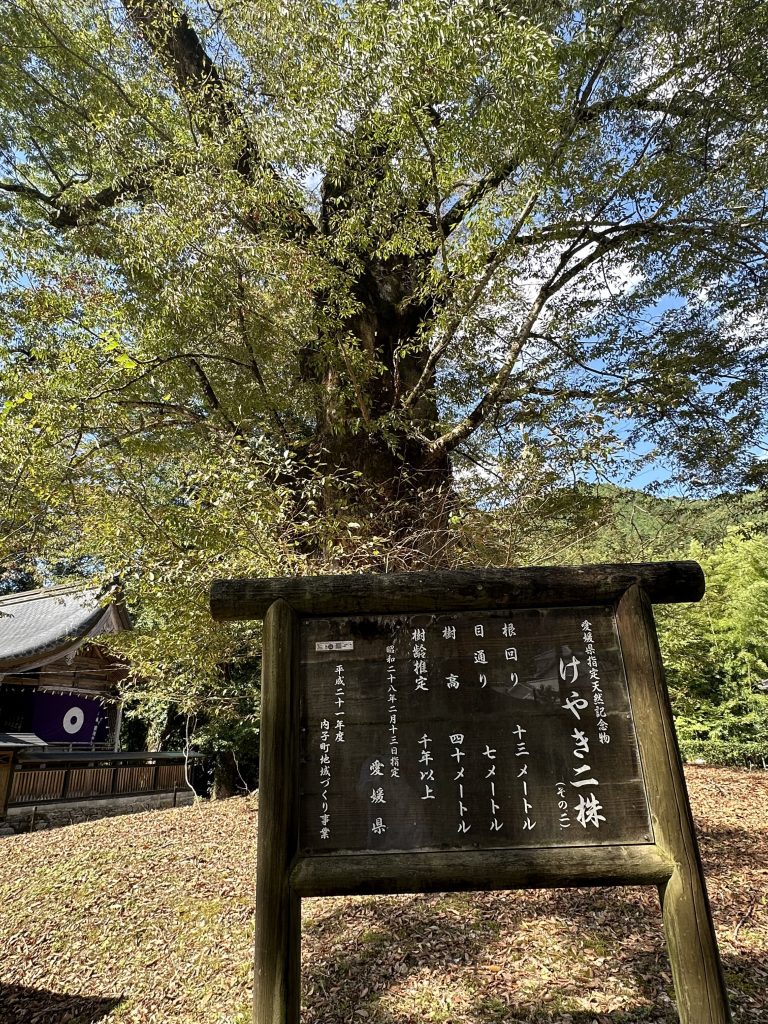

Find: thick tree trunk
[319,424,455,570]
[302,244,457,569]
[212,749,240,799]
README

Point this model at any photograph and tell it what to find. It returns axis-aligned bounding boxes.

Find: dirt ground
[0,765,765,1024]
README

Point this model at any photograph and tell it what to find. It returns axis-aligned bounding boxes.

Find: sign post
[210,561,731,1024]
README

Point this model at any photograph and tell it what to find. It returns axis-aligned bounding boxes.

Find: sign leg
[254,599,301,1024]
[657,870,730,1024]
[617,585,731,1024]
[254,888,300,1024]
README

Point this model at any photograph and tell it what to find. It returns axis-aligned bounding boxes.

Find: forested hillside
[470,484,768,766]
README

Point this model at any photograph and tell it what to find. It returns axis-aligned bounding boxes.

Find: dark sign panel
[300,606,651,854]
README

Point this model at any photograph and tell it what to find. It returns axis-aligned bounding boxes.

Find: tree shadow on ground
[302,890,666,1021]
[0,983,121,1024]
[695,822,766,875]
[301,889,764,1023]
[720,948,768,1022]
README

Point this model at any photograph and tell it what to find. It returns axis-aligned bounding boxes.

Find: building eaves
[0,584,130,673]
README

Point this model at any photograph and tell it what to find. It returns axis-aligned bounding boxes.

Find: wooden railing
[11,769,67,803]
[7,752,203,807]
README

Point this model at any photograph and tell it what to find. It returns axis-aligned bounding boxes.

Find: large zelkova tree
[1,1,767,734]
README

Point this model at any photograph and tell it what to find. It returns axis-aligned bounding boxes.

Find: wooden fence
[6,753,200,807]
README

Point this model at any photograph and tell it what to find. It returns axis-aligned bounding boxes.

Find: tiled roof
[0,732,47,748]
[0,584,130,672]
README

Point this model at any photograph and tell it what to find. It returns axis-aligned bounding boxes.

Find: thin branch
[441,154,521,234]
[3,1,315,236]
[70,418,201,466]
[418,29,638,378]
[0,168,156,227]
[425,211,711,459]
[0,179,53,205]
[22,1,174,142]
[402,189,541,413]
[407,110,450,272]
[440,16,703,239]
[440,19,625,235]
[187,356,241,436]
[413,103,712,430]
[235,271,288,439]
[113,397,206,420]
[426,259,564,460]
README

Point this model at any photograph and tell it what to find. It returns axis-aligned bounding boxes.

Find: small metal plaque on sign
[300,606,651,854]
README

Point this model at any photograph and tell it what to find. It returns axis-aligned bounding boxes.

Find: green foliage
[461,481,768,571]
[472,487,768,766]
[0,1,767,750]
[656,530,768,765]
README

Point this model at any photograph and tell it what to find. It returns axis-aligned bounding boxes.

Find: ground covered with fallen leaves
[0,766,765,1024]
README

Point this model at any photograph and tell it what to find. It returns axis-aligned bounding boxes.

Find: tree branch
[187,356,241,436]
[439,16,720,240]
[441,15,629,236]
[4,2,316,236]
[0,179,52,205]
[425,253,565,461]
[424,208,758,460]
[236,270,288,439]
[402,190,541,414]
[122,0,235,132]
[122,0,315,237]
[407,110,450,272]
[441,156,521,234]
[1,166,159,227]
[66,416,209,472]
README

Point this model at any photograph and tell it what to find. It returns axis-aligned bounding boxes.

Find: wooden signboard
[210,562,731,1024]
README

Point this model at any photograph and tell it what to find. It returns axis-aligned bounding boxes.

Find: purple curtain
[32,692,109,743]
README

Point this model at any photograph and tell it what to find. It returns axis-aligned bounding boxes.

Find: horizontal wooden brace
[210,561,704,621]
[289,844,674,897]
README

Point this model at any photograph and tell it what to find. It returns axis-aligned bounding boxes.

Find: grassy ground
[0,766,765,1024]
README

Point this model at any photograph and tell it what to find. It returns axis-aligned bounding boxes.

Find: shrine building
[0,583,131,752]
